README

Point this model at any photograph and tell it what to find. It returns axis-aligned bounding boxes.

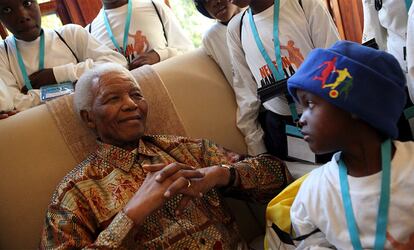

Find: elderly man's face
[85,71,148,149]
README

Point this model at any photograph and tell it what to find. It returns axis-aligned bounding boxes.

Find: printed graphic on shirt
[115,30,150,64]
[258,40,304,89]
[387,231,414,250]
[313,56,353,99]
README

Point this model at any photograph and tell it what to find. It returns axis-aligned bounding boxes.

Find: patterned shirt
[40,135,292,249]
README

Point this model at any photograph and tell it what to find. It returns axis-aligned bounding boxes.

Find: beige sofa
[0,49,274,249]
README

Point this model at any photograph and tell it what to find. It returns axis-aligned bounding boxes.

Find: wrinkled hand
[0,109,18,119]
[124,163,204,225]
[158,165,231,215]
[129,50,160,70]
[29,68,57,89]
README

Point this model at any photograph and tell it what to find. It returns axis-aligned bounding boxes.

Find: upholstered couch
[0,49,316,249]
[0,49,262,249]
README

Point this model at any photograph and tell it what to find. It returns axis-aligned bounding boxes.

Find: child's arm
[302,0,340,48]
[0,47,41,111]
[290,177,334,249]
[227,15,267,156]
[0,79,14,114]
[150,0,194,61]
[51,24,128,84]
[361,0,387,50]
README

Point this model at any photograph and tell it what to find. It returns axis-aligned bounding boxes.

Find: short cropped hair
[73,63,140,116]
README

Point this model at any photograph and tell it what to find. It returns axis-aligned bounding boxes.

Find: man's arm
[151,0,194,61]
[40,163,204,248]
[227,14,267,156]
[51,24,127,84]
[361,0,388,50]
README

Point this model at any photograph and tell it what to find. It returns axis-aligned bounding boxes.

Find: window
[38,0,62,30]
[170,0,214,47]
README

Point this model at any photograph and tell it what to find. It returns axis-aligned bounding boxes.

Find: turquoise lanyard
[248,0,284,81]
[248,0,299,122]
[13,29,45,90]
[405,0,412,12]
[103,0,132,56]
[338,139,391,250]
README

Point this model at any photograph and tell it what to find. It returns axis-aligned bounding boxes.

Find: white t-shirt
[88,0,193,63]
[0,24,127,111]
[227,0,340,155]
[291,141,414,250]
[202,22,233,85]
[362,0,408,73]
[407,4,414,102]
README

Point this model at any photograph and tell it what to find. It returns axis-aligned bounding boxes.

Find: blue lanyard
[248,1,299,121]
[248,0,285,81]
[339,139,391,250]
[103,0,132,56]
[13,29,45,90]
[406,0,412,12]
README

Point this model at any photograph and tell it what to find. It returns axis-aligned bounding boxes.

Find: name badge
[286,124,316,163]
[40,82,74,102]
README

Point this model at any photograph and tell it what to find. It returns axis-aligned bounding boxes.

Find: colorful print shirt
[40,135,292,249]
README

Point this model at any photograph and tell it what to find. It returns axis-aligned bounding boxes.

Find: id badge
[404,106,414,137]
[286,124,316,163]
[40,82,74,102]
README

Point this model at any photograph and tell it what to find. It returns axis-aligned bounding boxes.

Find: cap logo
[313,56,353,99]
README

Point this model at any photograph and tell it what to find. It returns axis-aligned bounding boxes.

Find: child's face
[229,0,251,8]
[296,89,354,154]
[204,0,241,23]
[0,0,41,41]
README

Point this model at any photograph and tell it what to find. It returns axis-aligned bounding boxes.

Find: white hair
[73,63,140,116]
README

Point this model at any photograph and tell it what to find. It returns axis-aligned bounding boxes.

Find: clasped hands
[124,162,230,225]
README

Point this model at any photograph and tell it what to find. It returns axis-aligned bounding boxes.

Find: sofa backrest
[0,49,249,249]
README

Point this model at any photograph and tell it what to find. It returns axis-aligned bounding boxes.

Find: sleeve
[52,24,128,84]
[40,203,134,249]
[0,43,41,111]
[290,177,334,250]
[407,5,414,102]
[0,78,14,112]
[202,28,218,64]
[302,0,341,47]
[226,15,267,156]
[361,0,388,50]
[151,0,194,61]
[195,138,293,203]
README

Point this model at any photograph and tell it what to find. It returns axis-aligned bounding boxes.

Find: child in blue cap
[288,40,414,249]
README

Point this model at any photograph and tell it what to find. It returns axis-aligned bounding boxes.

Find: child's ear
[80,110,96,130]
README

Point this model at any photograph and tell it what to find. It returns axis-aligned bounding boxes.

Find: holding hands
[124,162,232,225]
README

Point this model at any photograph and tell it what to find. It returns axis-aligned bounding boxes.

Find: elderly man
[40,63,292,249]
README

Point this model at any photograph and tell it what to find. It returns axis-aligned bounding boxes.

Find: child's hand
[29,69,57,89]
[0,109,18,119]
[129,50,160,70]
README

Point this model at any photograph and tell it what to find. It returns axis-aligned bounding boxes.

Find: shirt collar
[95,137,157,172]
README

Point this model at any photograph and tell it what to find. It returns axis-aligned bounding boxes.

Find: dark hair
[193,0,213,19]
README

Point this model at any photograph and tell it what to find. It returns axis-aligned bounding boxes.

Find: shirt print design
[258,40,304,89]
[115,30,150,64]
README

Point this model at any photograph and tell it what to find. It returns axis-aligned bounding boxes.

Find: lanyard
[13,29,45,90]
[338,139,391,250]
[406,0,412,12]
[248,0,284,81]
[248,1,299,122]
[103,0,132,56]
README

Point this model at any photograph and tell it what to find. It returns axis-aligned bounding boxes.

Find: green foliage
[170,0,214,48]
